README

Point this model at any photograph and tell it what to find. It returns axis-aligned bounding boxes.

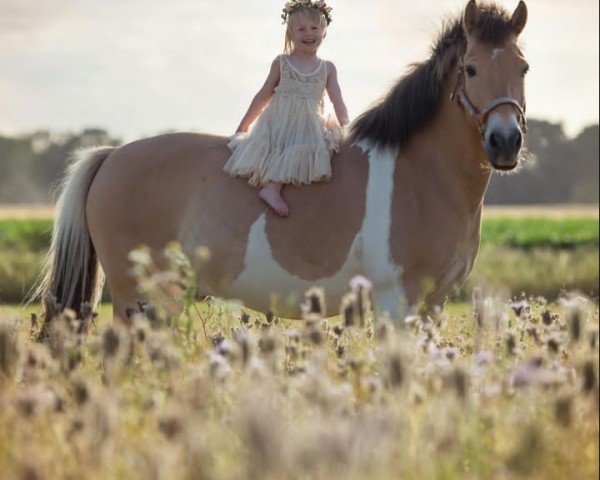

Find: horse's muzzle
[484,127,523,171]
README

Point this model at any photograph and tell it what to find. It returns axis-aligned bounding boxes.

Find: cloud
[0,0,598,139]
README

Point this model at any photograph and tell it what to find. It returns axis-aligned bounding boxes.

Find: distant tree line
[0,129,122,203]
[0,120,597,204]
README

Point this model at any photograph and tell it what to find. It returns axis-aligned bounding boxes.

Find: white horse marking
[491,48,504,60]
[225,141,408,319]
[356,140,406,317]
[225,213,362,307]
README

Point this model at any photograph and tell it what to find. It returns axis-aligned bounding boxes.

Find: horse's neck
[409,88,492,217]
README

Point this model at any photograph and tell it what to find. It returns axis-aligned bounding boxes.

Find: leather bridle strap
[450,60,527,139]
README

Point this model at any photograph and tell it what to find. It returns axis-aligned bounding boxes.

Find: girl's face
[289,12,326,54]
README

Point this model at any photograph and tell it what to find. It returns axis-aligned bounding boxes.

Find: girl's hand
[229,131,246,141]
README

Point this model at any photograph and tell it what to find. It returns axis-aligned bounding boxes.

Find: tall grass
[0,248,598,479]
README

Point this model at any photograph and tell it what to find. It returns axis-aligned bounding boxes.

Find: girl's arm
[325,62,350,127]
[235,59,281,133]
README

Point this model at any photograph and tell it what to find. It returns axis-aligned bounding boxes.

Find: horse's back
[86,132,262,288]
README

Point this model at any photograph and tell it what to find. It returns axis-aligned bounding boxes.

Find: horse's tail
[32,146,116,318]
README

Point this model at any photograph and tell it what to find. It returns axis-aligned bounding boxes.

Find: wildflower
[102,327,120,358]
[506,425,544,475]
[307,325,324,346]
[505,332,517,356]
[541,310,553,326]
[286,343,299,362]
[588,329,599,351]
[547,337,560,355]
[72,377,90,406]
[19,463,40,480]
[510,300,529,318]
[207,351,231,381]
[14,393,37,418]
[128,245,152,266]
[375,315,393,342]
[350,275,372,326]
[158,412,184,440]
[0,321,19,377]
[302,287,326,318]
[210,332,225,347]
[215,339,237,359]
[340,293,356,327]
[567,307,582,343]
[349,274,373,291]
[131,316,147,343]
[582,361,597,394]
[510,357,567,388]
[258,330,277,356]
[452,368,468,400]
[559,293,587,310]
[243,403,283,480]
[525,322,540,344]
[474,350,494,365]
[195,245,211,262]
[472,287,484,327]
[404,314,421,326]
[138,301,160,328]
[387,352,404,389]
[554,396,572,427]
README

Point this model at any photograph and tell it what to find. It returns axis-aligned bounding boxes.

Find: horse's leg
[371,284,410,323]
[104,250,186,323]
[104,268,139,323]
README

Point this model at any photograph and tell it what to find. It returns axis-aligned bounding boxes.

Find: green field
[1,216,598,252]
[1,216,598,305]
[481,217,599,249]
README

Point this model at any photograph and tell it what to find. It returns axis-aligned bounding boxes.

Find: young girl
[223,0,349,217]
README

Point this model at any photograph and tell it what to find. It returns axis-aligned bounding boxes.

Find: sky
[1,0,598,142]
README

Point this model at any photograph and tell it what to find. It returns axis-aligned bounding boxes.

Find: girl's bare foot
[259,184,289,217]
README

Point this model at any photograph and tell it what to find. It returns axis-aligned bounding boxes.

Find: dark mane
[350,3,517,149]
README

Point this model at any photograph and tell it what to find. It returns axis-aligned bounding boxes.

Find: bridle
[450,58,527,140]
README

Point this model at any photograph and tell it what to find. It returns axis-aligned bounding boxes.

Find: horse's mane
[350,3,517,149]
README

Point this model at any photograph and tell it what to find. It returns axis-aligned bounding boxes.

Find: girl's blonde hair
[283,7,328,54]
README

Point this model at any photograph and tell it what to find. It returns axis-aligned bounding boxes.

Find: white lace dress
[224,54,342,187]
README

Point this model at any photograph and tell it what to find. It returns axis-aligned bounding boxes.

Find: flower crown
[281,0,333,26]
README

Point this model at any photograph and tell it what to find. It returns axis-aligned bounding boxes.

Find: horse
[37,0,529,322]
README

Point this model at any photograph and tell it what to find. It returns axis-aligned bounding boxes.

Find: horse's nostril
[489,132,500,150]
[512,131,523,149]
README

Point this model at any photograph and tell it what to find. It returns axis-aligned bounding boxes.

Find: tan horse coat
[38,1,529,321]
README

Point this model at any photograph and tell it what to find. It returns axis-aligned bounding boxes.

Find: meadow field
[0,204,598,305]
[0,205,598,479]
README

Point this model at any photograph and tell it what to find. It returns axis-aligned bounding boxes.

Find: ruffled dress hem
[224,134,333,187]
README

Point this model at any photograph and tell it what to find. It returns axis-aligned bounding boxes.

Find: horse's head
[454,0,529,171]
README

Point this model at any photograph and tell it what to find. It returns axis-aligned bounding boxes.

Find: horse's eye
[521,65,530,78]
[465,65,477,78]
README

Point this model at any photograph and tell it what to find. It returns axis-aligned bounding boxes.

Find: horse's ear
[463,0,479,36]
[510,1,528,36]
